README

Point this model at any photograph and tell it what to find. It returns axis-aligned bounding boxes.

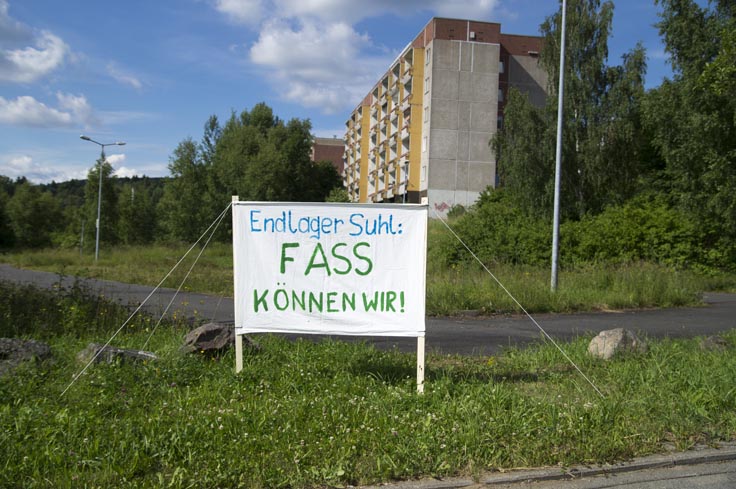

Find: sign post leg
[235,334,243,373]
[417,336,425,394]
[232,195,243,374]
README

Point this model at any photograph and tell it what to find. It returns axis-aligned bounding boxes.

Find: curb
[361,443,736,488]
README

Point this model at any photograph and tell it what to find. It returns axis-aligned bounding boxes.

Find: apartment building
[343,18,546,215]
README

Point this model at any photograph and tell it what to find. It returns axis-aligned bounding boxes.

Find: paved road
[2,263,734,355]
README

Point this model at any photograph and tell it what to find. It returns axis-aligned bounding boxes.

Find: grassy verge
[2,281,736,487]
[3,243,736,315]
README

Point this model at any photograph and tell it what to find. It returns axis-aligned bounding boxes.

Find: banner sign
[233,202,427,337]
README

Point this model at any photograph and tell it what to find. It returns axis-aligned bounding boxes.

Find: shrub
[430,189,550,267]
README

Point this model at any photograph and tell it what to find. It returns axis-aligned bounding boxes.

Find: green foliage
[1,281,736,487]
[158,102,343,242]
[562,195,703,268]
[432,189,550,267]
[117,182,157,245]
[0,279,140,338]
[6,181,62,248]
[0,188,14,248]
[326,187,351,203]
[157,138,215,243]
[431,189,735,272]
[645,0,736,240]
[495,0,648,219]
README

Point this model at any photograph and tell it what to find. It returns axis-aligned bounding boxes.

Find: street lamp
[80,135,126,262]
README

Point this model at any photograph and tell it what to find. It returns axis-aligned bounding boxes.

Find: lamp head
[80,135,91,141]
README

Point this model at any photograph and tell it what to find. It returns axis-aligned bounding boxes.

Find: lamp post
[80,135,126,262]
[551,0,567,292]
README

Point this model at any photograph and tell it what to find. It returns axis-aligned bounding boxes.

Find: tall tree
[6,181,62,248]
[157,138,212,242]
[118,182,157,245]
[644,0,736,242]
[212,102,340,202]
[495,0,647,219]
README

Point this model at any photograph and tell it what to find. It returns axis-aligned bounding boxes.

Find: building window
[498,89,504,103]
[422,136,427,152]
[424,106,429,123]
[424,77,430,94]
[499,60,505,74]
[425,48,431,65]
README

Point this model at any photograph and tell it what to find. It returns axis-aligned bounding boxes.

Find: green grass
[3,242,736,315]
[2,281,736,487]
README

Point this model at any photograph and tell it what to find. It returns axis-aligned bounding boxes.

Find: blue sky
[1,0,674,183]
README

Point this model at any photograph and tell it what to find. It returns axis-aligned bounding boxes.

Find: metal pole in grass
[80,135,126,262]
[551,0,567,292]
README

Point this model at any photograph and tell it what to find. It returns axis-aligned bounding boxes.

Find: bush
[430,189,550,267]
[561,195,702,267]
[430,191,735,272]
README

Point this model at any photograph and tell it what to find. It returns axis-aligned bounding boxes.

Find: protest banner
[232,197,428,391]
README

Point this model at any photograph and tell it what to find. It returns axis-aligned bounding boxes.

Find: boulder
[0,338,52,377]
[180,322,259,355]
[588,328,648,360]
[76,343,157,365]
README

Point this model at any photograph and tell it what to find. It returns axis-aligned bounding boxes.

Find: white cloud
[251,20,368,82]
[0,92,96,128]
[57,92,98,126]
[106,154,126,166]
[0,154,87,183]
[214,0,264,26]
[0,95,71,127]
[106,62,143,89]
[113,166,141,179]
[217,0,499,26]
[250,18,390,112]
[217,0,499,112]
[0,30,68,83]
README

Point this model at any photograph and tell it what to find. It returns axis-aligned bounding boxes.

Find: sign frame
[231,196,427,392]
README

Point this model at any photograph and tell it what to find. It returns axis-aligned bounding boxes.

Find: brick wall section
[312,138,345,174]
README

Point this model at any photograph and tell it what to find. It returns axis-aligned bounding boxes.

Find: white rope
[211,295,225,323]
[142,205,230,349]
[60,202,233,397]
[432,208,605,398]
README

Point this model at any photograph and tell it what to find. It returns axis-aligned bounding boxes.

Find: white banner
[233,202,427,337]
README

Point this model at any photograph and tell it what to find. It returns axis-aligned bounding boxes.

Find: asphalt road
[2,263,734,355]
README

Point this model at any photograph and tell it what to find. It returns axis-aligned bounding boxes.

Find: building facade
[311,137,345,174]
[343,18,546,215]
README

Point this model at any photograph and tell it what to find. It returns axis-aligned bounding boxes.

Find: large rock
[76,343,157,365]
[588,328,648,360]
[0,338,52,377]
[180,322,259,355]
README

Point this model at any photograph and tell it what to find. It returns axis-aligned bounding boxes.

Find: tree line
[0,103,344,250]
[456,0,735,271]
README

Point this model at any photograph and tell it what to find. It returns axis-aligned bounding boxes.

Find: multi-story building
[343,18,546,214]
